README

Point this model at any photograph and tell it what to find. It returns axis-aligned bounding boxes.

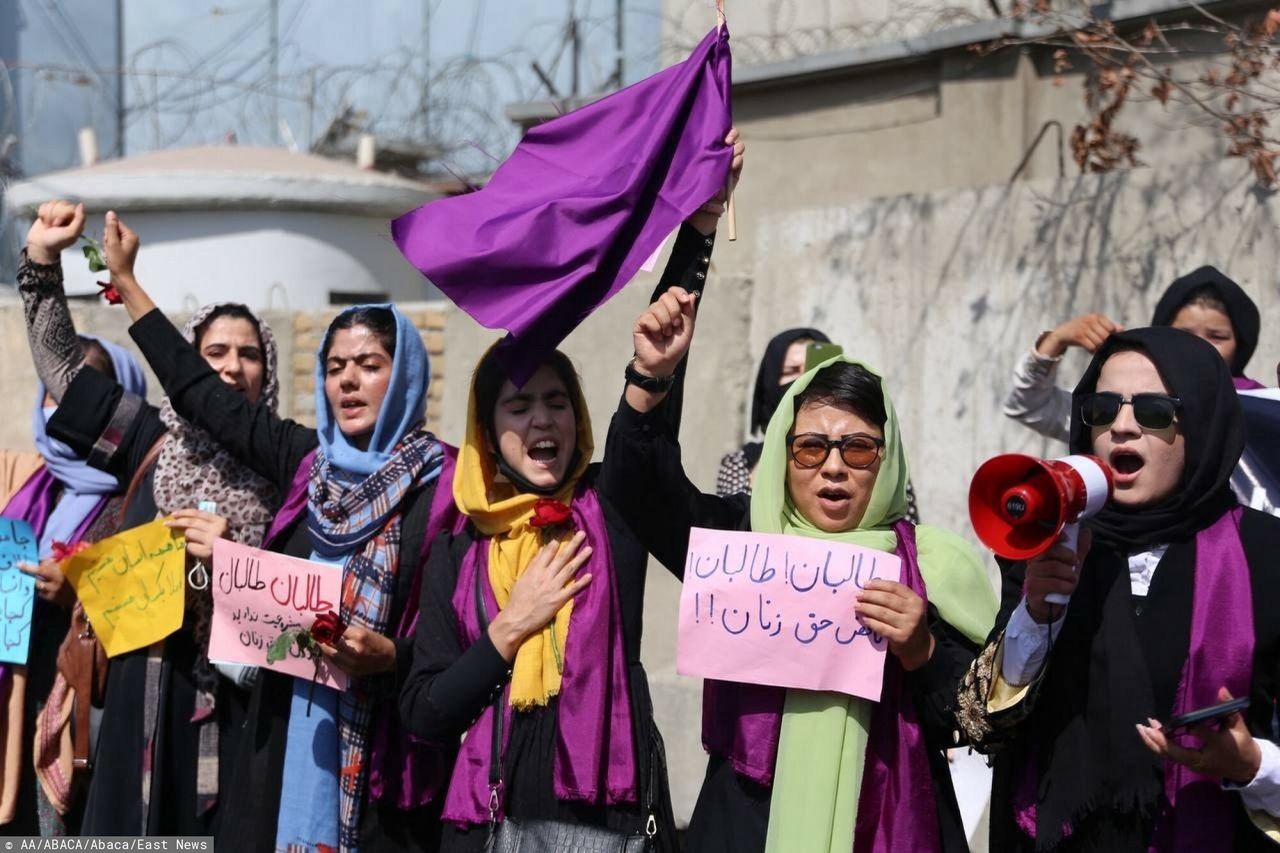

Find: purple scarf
[853,521,939,853]
[1234,376,1266,391]
[701,520,938,853]
[263,446,460,810]
[1,467,104,555]
[1148,506,1254,852]
[1012,507,1254,848]
[442,484,636,826]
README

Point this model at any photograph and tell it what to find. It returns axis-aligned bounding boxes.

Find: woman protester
[0,330,145,835]
[16,201,272,836]
[604,286,997,852]
[716,328,831,496]
[1004,266,1266,442]
[717,327,921,523]
[399,131,744,853]
[957,326,1280,851]
[101,219,453,853]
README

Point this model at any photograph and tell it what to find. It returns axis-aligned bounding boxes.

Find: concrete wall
[661,0,991,65]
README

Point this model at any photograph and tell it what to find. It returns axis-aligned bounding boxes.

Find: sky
[3,0,666,178]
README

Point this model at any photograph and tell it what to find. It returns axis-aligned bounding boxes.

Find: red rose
[51,540,91,562]
[529,499,573,529]
[309,610,347,646]
[96,280,122,305]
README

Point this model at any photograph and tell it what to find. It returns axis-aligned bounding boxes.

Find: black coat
[45,363,248,836]
[985,507,1280,852]
[601,394,978,853]
[123,308,445,853]
[399,463,677,853]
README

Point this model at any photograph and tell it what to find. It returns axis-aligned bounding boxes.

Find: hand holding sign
[61,519,186,657]
[209,539,347,690]
[677,527,898,702]
[0,518,38,664]
[18,556,76,608]
[855,579,933,672]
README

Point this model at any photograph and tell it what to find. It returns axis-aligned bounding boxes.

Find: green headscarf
[755,355,997,853]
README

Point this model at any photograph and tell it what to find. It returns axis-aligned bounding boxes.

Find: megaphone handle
[1044,522,1080,606]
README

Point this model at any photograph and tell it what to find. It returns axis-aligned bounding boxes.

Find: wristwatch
[625,358,676,392]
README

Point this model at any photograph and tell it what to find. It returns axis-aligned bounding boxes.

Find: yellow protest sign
[63,518,186,657]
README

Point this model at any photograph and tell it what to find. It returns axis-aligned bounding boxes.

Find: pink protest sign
[209,539,347,690]
[676,527,898,702]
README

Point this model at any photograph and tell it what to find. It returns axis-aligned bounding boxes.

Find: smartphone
[1165,696,1250,734]
[804,342,844,372]
[198,500,218,514]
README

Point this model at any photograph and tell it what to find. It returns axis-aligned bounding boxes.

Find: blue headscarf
[34,336,148,558]
[281,304,441,852]
[313,304,429,476]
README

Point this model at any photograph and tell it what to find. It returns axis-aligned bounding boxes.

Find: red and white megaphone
[969,454,1114,604]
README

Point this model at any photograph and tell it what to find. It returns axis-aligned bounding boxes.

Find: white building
[4,145,439,311]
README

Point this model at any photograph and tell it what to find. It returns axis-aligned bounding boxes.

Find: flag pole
[717,0,736,241]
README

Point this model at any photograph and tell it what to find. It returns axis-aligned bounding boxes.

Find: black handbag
[475,563,657,853]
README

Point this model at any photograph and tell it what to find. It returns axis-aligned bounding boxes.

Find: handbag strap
[121,436,167,521]
[475,557,504,830]
[70,605,95,771]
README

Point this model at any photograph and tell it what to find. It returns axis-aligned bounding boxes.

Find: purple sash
[1149,506,1253,852]
[1,467,105,547]
[852,521,940,853]
[442,484,636,826]
[264,445,460,810]
[702,521,939,853]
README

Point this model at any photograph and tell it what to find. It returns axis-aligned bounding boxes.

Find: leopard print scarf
[151,304,281,691]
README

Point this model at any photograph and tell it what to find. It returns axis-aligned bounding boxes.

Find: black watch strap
[625,358,676,392]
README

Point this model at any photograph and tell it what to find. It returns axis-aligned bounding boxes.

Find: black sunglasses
[1079,392,1181,430]
[787,433,885,469]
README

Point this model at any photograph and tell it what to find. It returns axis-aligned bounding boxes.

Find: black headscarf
[1069,326,1244,550]
[1150,266,1260,377]
[743,328,830,467]
[749,327,830,434]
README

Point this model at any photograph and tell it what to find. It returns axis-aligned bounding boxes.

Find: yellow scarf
[454,367,593,709]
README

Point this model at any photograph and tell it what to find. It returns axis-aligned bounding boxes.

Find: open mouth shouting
[1109,446,1145,486]
[528,438,560,470]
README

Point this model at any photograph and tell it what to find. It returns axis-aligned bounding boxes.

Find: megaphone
[969,454,1114,604]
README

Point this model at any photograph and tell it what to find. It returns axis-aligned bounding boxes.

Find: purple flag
[392,27,733,385]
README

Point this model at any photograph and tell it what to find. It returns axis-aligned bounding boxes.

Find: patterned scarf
[275,428,443,853]
[148,303,280,818]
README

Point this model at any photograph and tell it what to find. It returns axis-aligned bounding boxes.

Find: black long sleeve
[399,530,512,742]
[600,395,747,579]
[645,223,716,432]
[47,366,167,485]
[909,606,981,748]
[128,308,317,491]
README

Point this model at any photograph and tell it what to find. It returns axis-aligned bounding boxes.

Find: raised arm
[1004,314,1122,443]
[19,201,91,401]
[599,281,746,577]
[100,211,317,489]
